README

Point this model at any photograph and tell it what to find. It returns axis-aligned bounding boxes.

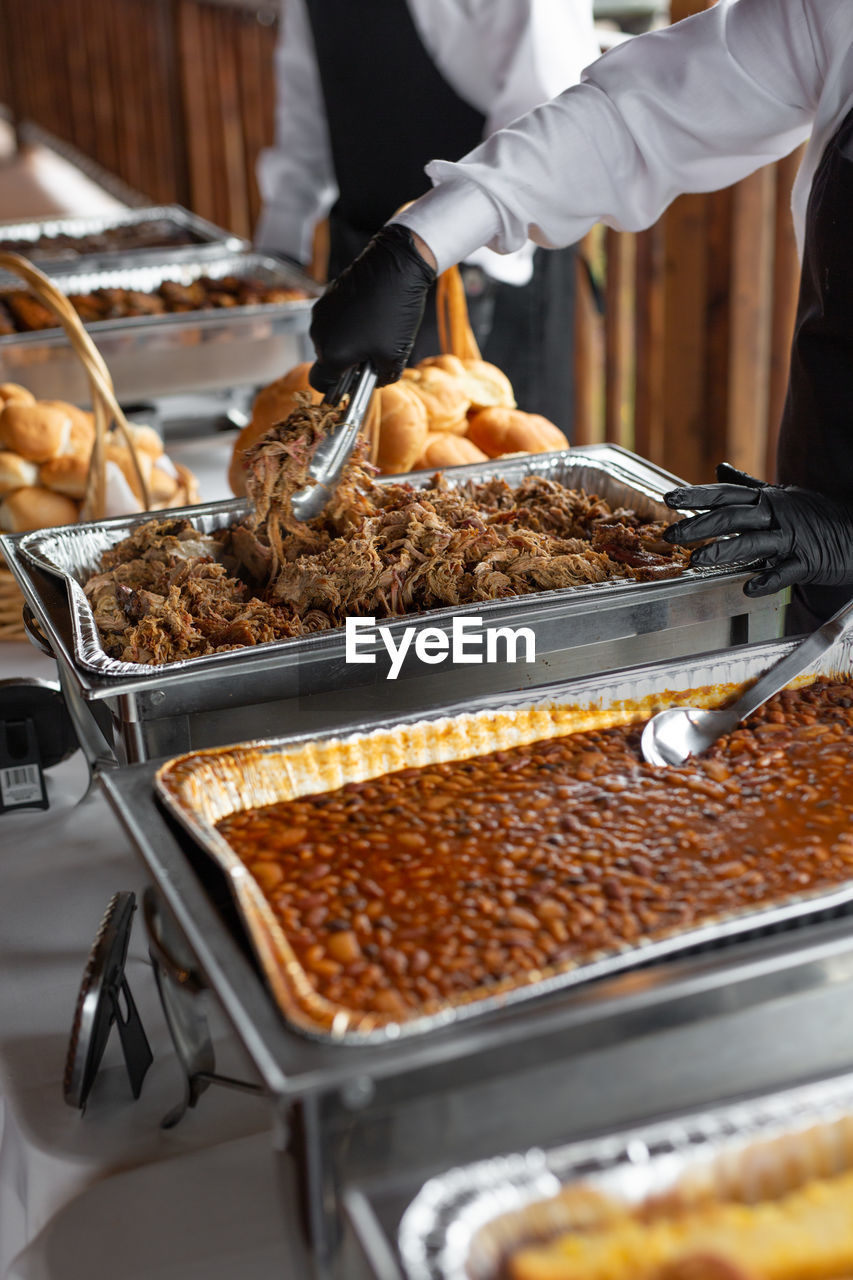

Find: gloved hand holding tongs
[288,362,378,522]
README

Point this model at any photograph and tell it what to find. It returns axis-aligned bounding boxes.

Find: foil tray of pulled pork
[16,438,692,678]
[396,1071,853,1280]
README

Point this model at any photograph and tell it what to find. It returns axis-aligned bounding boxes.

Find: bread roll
[0,450,39,494]
[0,402,72,461]
[418,355,515,410]
[0,382,36,407]
[39,399,96,442]
[119,422,164,459]
[467,407,569,458]
[39,451,90,499]
[414,433,489,470]
[402,364,470,433]
[460,358,516,410]
[0,485,79,532]
[376,382,429,473]
[105,443,153,502]
[149,456,180,505]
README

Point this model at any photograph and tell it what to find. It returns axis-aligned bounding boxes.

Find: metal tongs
[289,362,378,522]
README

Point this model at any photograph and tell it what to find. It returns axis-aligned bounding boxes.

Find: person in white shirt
[255,0,600,433]
[308,0,853,629]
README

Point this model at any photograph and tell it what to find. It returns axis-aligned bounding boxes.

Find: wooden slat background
[0,0,803,483]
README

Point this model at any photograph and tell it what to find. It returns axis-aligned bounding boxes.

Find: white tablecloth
[0,437,310,1279]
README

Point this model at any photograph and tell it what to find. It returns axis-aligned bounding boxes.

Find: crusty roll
[104,443,153,502]
[0,382,36,407]
[402,364,470,434]
[0,402,72,462]
[39,451,90,499]
[38,400,96,456]
[119,422,164,459]
[414,432,489,470]
[467,407,569,458]
[149,456,180,505]
[376,381,429,473]
[419,354,516,411]
[0,485,79,532]
[0,450,39,494]
[460,358,516,410]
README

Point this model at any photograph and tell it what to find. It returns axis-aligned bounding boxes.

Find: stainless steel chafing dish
[1,446,783,767]
[393,1072,853,1280]
[98,636,853,1280]
[0,251,318,403]
[155,631,853,1045]
[0,204,246,270]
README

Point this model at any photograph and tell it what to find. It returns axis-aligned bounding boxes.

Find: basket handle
[0,251,152,518]
[436,264,481,361]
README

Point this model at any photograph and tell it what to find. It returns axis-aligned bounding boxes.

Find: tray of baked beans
[396,1070,853,1279]
[154,632,853,1044]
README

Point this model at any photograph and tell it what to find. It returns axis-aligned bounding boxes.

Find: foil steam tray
[154,633,853,1045]
[15,446,696,680]
[397,1071,853,1280]
[0,251,318,402]
[0,204,247,270]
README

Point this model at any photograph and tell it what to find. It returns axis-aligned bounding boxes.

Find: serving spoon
[641,593,853,766]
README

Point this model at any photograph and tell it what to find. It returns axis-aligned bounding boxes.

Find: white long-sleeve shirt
[395,0,853,274]
[255,0,600,284]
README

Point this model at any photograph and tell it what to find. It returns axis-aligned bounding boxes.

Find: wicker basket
[0,251,153,641]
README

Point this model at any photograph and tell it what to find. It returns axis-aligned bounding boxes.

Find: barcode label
[1,762,44,806]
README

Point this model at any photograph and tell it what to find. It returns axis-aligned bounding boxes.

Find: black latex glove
[309,224,437,393]
[662,462,853,597]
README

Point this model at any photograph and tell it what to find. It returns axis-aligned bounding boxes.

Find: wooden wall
[0,0,802,483]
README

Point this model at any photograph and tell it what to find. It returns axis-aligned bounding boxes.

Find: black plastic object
[64,891,154,1110]
[0,679,78,768]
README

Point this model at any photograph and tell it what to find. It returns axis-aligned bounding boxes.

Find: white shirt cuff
[391,180,502,275]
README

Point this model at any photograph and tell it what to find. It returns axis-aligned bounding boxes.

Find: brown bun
[376,382,429,473]
[0,485,79,532]
[39,451,90,499]
[105,443,153,501]
[460,358,516,410]
[148,459,180,505]
[466,407,569,458]
[0,402,72,461]
[418,355,515,410]
[0,382,36,407]
[402,364,470,433]
[39,400,96,455]
[414,433,489,470]
[119,422,164,459]
[0,450,39,494]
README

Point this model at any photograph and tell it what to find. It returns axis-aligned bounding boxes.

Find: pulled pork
[85,409,688,665]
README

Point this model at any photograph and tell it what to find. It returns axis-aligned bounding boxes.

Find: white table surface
[0,434,308,1279]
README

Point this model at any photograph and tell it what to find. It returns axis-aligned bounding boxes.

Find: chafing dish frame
[1,445,783,768]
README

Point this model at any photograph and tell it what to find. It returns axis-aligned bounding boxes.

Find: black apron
[778,103,853,630]
[304,0,576,434]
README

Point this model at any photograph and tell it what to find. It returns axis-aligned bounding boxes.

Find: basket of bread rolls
[227,264,569,497]
[0,252,197,640]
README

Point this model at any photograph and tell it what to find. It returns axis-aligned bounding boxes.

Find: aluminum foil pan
[0,204,246,271]
[14,446,694,679]
[154,634,853,1045]
[0,250,316,340]
[398,1071,853,1280]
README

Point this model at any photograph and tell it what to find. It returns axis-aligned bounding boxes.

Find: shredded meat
[85,405,688,665]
